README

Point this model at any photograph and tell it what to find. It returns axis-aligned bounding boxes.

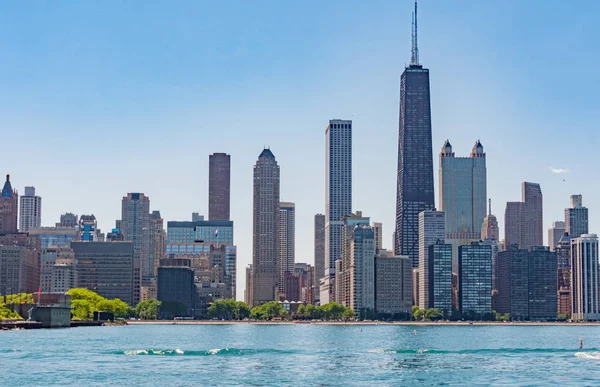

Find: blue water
[1,324,600,386]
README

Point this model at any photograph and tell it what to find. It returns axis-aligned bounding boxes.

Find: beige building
[418,210,445,309]
[375,250,412,317]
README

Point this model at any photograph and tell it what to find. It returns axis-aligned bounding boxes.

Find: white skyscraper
[19,186,41,232]
[439,141,486,269]
[279,202,295,295]
[324,119,352,302]
[418,209,446,309]
[565,194,589,239]
[571,234,599,321]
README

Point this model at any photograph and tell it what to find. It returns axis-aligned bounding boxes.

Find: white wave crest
[575,352,600,360]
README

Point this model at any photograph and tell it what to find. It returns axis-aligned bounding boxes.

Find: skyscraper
[0,175,18,234]
[149,210,165,278]
[279,202,295,295]
[565,194,588,239]
[481,199,499,241]
[349,225,375,315]
[121,193,151,305]
[375,250,413,318]
[439,140,487,266]
[19,186,41,233]
[547,221,565,252]
[252,149,280,306]
[372,222,383,252]
[325,119,352,278]
[314,214,325,303]
[338,211,370,307]
[208,153,231,221]
[504,182,543,250]
[418,209,445,309]
[458,242,492,316]
[394,2,435,267]
[570,234,599,321]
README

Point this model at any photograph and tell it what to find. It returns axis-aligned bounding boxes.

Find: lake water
[1,324,600,386]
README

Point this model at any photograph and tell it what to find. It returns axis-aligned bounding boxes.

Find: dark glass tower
[394,1,435,267]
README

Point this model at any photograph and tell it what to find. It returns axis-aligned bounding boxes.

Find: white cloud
[549,167,570,174]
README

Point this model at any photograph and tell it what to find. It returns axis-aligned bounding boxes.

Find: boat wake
[115,348,296,356]
[575,352,600,360]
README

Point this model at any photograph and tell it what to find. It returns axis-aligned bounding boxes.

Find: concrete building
[29,227,79,249]
[394,4,435,266]
[427,240,453,313]
[337,212,370,307]
[57,213,78,228]
[149,211,165,278]
[548,221,566,252]
[439,140,487,269]
[375,250,412,318]
[505,182,543,250]
[497,245,557,321]
[0,245,40,294]
[481,199,499,241]
[349,225,375,315]
[565,194,589,239]
[0,175,18,234]
[556,233,572,317]
[319,268,335,305]
[245,264,253,306]
[279,202,295,295]
[372,222,383,252]
[208,153,231,221]
[52,252,77,293]
[325,119,352,287]
[157,258,196,317]
[458,242,492,316]
[121,193,150,305]
[19,186,41,233]
[72,241,134,305]
[252,149,280,305]
[418,209,445,309]
[40,247,74,292]
[571,234,600,321]
[313,214,326,303]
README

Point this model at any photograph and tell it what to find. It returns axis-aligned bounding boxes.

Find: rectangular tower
[313,214,326,303]
[209,153,231,221]
[418,209,445,309]
[548,221,565,252]
[325,120,352,278]
[279,202,295,295]
[571,234,600,321]
[565,194,588,239]
[19,186,42,233]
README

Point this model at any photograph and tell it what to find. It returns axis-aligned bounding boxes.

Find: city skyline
[1,1,599,300]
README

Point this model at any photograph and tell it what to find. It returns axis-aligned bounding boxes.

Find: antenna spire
[488,198,492,216]
[410,1,419,65]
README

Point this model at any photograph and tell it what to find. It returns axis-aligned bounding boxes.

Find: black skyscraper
[394,1,435,267]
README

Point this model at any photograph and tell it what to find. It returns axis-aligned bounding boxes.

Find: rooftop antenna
[488,198,492,216]
[410,1,419,65]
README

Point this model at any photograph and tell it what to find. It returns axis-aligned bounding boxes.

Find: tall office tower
[57,212,78,228]
[394,2,435,267]
[0,174,18,234]
[458,242,492,316]
[149,211,165,278]
[374,250,413,318]
[252,149,280,306]
[121,193,151,305]
[548,221,566,252]
[349,225,375,315]
[418,209,445,309]
[72,242,134,305]
[208,153,231,221]
[279,202,295,295]
[79,215,100,241]
[504,182,543,250]
[19,186,41,232]
[338,211,370,307]
[497,245,557,321]
[439,140,487,267]
[481,199,499,241]
[556,233,572,317]
[571,234,600,321]
[565,194,589,239]
[427,240,453,313]
[372,222,383,252]
[325,119,352,277]
[314,214,326,303]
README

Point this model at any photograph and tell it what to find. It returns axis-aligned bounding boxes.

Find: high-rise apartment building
[19,186,41,232]
[279,202,295,295]
[548,221,566,252]
[252,149,280,306]
[337,211,370,307]
[325,119,352,279]
[349,225,375,315]
[372,222,383,252]
[72,241,134,305]
[427,240,453,313]
[458,242,492,316]
[0,245,39,294]
[505,182,543,250]
[245,264,253,306]
[314,214,326,303]
[121,193,151,305]
[394,2,435,267]
[439,140,487,268]
[556,233,572,317]
[0,175,18,234]
[571,234,599,321]
[149,211,165,277]
[565,195,588,239]
[208,153,231,221]
[418,209,445,309]
[375,250,412,318]
[481,199,499,241]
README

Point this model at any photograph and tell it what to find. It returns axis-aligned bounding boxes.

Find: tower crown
[471,140,485,157]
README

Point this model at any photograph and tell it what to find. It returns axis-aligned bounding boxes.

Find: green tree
[135,299,161,320]
[425,308,443,321]
[236,301,251,320]
[297,304,306,315]
[97,299,129,317]
[71,299,92,320]
[342,308,356,321]
[413,308,426,321]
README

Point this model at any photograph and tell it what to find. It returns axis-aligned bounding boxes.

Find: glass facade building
[167,220,233,244]
[428,240,453,313]
[458,242,492,316]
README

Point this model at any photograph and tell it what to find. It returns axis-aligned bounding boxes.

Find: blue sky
[1,1,598,300]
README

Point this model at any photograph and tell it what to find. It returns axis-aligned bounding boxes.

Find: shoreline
[128,320,600,326]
